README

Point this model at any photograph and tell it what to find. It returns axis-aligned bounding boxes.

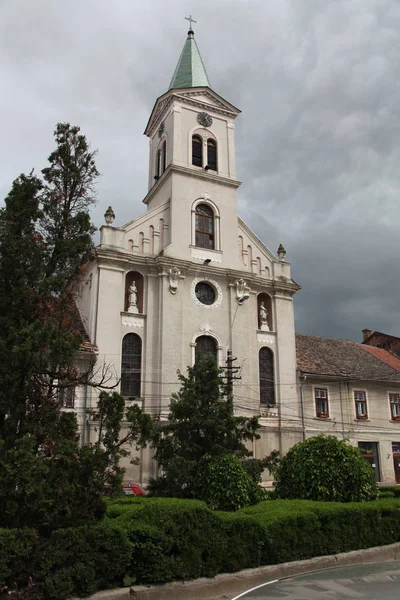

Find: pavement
[232,562,400,599]
[74,541,400,600]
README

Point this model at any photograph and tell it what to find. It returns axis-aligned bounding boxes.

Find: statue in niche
[128,281,139,313]
[259,301,269,331]
[236,278,250,303]
[168,266,181,294]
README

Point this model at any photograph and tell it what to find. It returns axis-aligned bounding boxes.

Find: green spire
[169,29,211,90]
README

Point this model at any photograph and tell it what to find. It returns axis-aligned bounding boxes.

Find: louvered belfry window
[207,139,217,171]
[192,135,203,167]
[161,140,166,173]
[195,204,214,249]
[121,333,142,397]
[259,347,275,406]
[195,335,218,363]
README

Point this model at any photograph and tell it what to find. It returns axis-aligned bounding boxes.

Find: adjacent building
[296,334,400,484]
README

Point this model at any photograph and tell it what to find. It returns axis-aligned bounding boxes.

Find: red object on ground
[122,482,146,496]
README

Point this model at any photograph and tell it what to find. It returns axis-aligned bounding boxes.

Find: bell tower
[142,25,243,266]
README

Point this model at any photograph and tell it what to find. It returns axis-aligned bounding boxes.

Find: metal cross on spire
[185,14,196,30]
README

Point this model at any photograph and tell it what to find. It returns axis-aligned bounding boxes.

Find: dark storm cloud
[1,0,399,340]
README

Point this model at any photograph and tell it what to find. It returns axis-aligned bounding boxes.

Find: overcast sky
[1,0,399,341]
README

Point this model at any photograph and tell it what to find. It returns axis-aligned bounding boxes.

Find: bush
[5,496,400,597]
[0,528,37,589]
[274,435,378,502]
[193,453,254,511]
[115,498,226,581]
[1,521,131,599]
[379,486,400,498]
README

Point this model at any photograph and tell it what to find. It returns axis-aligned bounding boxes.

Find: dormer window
[195,203,214,249]
[192,135,203,167]
[207,139,217,171]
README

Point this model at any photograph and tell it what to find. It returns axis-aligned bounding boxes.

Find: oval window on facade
[195,282,216,305]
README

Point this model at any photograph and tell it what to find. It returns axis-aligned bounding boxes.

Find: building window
[195,204,214,249]
[155,140,166,179]
[121,333,142,397]
[392,442,400,484]
[192,135,203,167]
[207,139,217,171]
[259,347,275,406]
[354,390,368,419]
[195,282,216,306]
[195,335,217,363]
[155,149,161,179]
[315,388,329,418]
[390,393,400,420]
[358,442,381,482]
[161,140,166,173]
[59,387,75,408]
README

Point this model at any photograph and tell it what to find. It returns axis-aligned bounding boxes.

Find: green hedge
[3,497,400,598]
[379,486,400,498]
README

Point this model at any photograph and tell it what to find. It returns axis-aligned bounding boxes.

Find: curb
[75,541,400,600]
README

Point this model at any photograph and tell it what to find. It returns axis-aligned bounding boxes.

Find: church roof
[169,29,210,90]
[296,333,400,381]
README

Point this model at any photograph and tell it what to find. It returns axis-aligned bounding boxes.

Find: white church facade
[77,27,302,483]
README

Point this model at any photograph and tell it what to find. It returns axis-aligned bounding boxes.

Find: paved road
[230,562,400,599]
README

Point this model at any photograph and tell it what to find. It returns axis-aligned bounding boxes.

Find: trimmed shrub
[115,498,226,581]
[274,435,378,502]
[38,521,132,599]
[379,486,400,498]
[4,496,400,597]
[193,453,254,511]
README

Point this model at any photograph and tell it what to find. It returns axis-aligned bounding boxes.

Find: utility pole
[225,349,241,407]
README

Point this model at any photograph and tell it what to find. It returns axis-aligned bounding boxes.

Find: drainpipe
[300,373,307,441]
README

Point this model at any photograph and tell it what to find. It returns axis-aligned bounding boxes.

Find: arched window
[192,135,203,167]
[195,204,214,249]
[207,139,217,171]
[161,140,166,173]
[121,333,142,397]
[155,149,161,179]
[259,347,275,406]
[155,140,167,179]
[195,335,218,363]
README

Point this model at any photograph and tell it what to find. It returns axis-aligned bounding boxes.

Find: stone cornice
[142,164,241,205]
[94,251,300,296]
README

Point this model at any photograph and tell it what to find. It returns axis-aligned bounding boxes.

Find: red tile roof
[296,333,400,382]
[361,345,400,372]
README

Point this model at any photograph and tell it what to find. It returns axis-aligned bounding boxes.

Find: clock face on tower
[197,112,213,127]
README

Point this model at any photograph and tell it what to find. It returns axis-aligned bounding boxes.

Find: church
[77,25,303,483]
